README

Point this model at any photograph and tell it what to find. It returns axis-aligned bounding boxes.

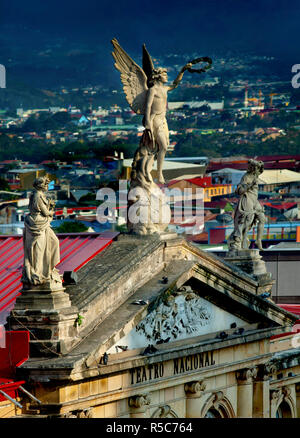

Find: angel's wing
[111,38,148,115]
[142,44,154,87]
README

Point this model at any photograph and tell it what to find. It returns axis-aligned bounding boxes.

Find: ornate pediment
[107,284,247,352]
[16,234,297,382]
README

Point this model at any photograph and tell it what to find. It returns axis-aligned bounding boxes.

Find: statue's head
[33,176,50,191]
[150,67,168,84]
[248,159,264,175]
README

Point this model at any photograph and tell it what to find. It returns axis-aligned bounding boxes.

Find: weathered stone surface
[21,176,63,290]
[13,287,71,310]
[228,159,265,251]
[8,304,79,356]
[224,249,274,289]
[9,177,77,357]
[111,39,211,234]
[14,233,297,383]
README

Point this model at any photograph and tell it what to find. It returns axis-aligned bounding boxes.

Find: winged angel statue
[111,39,212,188]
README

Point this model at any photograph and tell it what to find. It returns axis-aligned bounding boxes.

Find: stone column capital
[263,362,277,379]
[253,363,276,381]
[129,393,151,410]
[236,367,258,383]
[184,380,206,397]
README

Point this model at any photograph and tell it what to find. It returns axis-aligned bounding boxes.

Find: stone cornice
[17,325,284,381]
[190,263,297,327]
[16,235,297,380]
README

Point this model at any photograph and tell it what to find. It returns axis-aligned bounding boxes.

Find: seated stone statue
[21,176,62,289]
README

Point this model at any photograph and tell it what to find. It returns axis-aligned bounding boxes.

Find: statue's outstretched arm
[168,57,213,91]
[168,63,192,91]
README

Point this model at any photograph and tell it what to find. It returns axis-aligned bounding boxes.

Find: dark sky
[0,0,299,58]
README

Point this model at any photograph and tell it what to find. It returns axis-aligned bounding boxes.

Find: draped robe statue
[228,159,265,251]
[21,177,62,289]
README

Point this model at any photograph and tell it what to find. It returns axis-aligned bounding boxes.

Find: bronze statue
[111,39,212,187]
[228,159,265,251]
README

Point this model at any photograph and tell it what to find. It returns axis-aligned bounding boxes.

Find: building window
[201,392,235,418]
[151,405,178,418]
[205,408,222,418]
[276,401,292,418]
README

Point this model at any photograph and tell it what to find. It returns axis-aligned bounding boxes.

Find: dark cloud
[0,0,299,59]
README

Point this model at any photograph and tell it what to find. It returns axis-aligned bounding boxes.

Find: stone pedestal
[14,282,71,310]
[8,285,78,357]
[127,183,171,236]
[225,249,273,290]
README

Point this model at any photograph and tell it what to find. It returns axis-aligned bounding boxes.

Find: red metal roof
[262,202,297,210]
[0,331,29,378]
[278,304,300,317]
[208,154,300,172]
[0,231,119,324]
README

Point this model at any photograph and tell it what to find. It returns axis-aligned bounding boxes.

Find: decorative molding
[151,405,178,418]
[236,367,258,383]
[185,380,206,396]
[270,389,282,402]
[282,386,291,398]
[201,391,236,418]
[253,363,276,381]
[264,363,277,377]
[64,408,93,418]
[135,287,212,344]
[212,391,224,410]
[270,386,291,403]
[129,393,151,409]
[270,385,296,418]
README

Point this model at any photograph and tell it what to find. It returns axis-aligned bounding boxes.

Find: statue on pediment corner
[228,159,265,251]
[111,38,212,235]
[21,176,62,290]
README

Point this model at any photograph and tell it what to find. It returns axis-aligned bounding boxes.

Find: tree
[54,221,88,234]
[224,202,234,212]
[0,177,9,190]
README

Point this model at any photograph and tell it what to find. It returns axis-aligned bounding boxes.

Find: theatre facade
[3,233,300,419]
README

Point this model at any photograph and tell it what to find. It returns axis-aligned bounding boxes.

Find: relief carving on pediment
[135,285,212,343]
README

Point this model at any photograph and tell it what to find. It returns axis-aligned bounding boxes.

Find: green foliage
[173,128,300,159]
[54,221,88,234]
[116,223,128,233]
[79,192,96,203]
[22,111,72,132]
[0,177,10,190]
[74,313,84,327]
[169,84,225,102]
[224,202,234,212]
[1,106,300,164]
